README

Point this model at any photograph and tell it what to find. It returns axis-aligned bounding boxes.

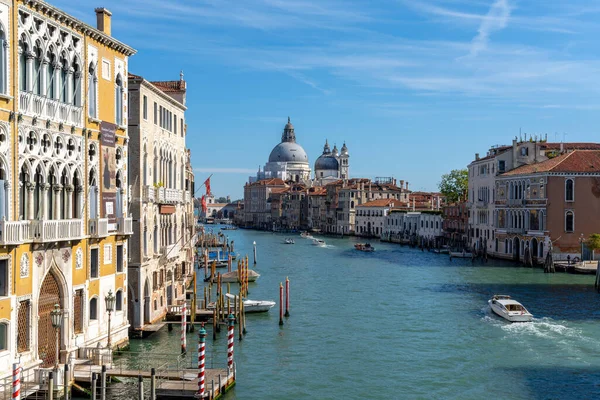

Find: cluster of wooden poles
[204,280,248,341]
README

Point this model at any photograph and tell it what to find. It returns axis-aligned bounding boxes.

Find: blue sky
[55,0,600,199]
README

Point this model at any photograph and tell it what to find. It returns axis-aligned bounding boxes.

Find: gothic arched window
[88,62,97,118]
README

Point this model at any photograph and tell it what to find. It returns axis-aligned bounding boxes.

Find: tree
[438,169,468,203]
[586,233,600,260]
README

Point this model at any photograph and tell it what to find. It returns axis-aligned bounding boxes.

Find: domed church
[250,117,349,186]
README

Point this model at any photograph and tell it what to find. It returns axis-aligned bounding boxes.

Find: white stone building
[355,199,396,237]
[383,211,443,241]
[127,72,194,331]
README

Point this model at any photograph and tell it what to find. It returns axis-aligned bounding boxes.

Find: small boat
[218,269,261,283]
[488,295,533,323]
[354,243,375,252]
[284,238,295,244]
[312,238,326,247]
[449,251,473,259]
[225,293,275,313]
[300,232,313,239]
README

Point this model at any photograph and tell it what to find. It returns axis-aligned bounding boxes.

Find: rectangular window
[143,95,148,120]
[104,244,112,265]
[116,245,123,273]
[181,120,184,136]
[174,115,177,134]
[90,248,99,278]
[74,289,83,334]
[154,102,158,124]
[17,300,30,352]
[159,106,163,126]
[498,160,505,173]
[0,259,7,296]
[101,59,111,80]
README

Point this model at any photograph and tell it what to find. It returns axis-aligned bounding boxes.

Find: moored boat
[225,293,275,313]
[488,295,533,322]
[354,243,375,252]
[218,269,260,283]
[449,251,473,259]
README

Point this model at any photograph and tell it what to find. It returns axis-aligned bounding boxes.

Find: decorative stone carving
[35,252,43,267]
[62,249,70,263]
[75,248,83,270]
[20,253,29,278]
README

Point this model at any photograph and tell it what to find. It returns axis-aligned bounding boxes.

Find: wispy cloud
[193,167,257,174]
[469,0,511,57]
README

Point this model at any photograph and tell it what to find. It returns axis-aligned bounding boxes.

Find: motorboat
[354,243,375,252]
[449,251,473,259]
[300,232,313,239]
[488,295,533,322]
[312,238,326,247]
[225,293,275,313]
[284,238,295,244]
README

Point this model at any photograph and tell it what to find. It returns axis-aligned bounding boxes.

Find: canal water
[117,229,600,399]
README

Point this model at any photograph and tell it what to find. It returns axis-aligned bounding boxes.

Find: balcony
[508,198,524,206]
[507,227,526,234]
[19,92,83,127]
[31,219,83,242]
[0,220,32,245]
[142,185,155,203]
[156,187,165,203]
[89,218,109,238]
[161,242,181,261]
[165,189,183,204]
[116,217,133,235]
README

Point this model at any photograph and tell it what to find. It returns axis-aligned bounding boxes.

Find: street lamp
[105,290,115,349]
[579,234,585,262]
[50,304,63,370]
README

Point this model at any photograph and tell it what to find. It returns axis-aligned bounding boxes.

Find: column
[27,183,35,220]
[53,184,62,220]
[41,183,51,220]
[40,57,49,97]
[76,186,84,219]
[66,67,73,105]
[65,185,74,219]
[52,61,60,100]
[25,51,34,92]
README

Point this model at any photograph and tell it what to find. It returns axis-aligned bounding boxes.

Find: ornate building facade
[127,72,194,331]
[0,2,135,377]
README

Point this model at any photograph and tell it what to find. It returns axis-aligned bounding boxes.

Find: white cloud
[469,0,511,57]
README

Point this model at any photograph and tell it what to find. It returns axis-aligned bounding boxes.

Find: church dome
[269,142,309,163]
[315,154,339,171]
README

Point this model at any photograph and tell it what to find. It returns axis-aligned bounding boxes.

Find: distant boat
[354,243,375,252]
[218,269,260,283]
[300,232,313,239]
[284,238,295,244]
[312,238,326,247]
[449,251,472,259]
[488,295,533,323]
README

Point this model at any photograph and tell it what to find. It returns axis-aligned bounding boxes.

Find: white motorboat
[312,238,326,247]
[449,251,473,259]
[284,238,295,244]
[488,295,533,322]
[300,232,313,239]
[225,293,275,313]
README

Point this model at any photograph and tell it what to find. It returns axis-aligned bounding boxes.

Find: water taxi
[312,238,326,247]
[354,243,375,252]
[284,238,295,244]
[488,295,533,322]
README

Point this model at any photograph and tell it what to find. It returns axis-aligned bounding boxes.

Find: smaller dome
[341,142,348,155]
[315,154,339,171]
[332,144,339,157]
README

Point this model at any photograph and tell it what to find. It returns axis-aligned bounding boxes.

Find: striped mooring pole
[285,277,290,317]
[12,363,20,400]
[227,314,235,371]
[279,282,284,326]
[181,302,187,354]
[198,325,206,397]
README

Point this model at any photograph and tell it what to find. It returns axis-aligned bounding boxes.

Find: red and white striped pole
[181,302,187,354]
[285,277,290,317]
[12,363,20,400]
[279,282,284,326]
[197,325,206,397]
[227,314,235,371]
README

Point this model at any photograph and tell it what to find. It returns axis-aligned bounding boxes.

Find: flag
[201,195,207,213]
[204,177,211,195]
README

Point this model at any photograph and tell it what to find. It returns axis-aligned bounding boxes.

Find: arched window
[116,290,123,311]
[47,52,56,99]
[565,179,574,202]
[565,211,574,232]
[88,62,97,118]
[59,56,68,103]
[72,60,81,106]
[0,321,7,350]
[0,25,7,94]
[115,73,123,126]
[18,37,28,91]
[89,298,98,320]
[33,44,42,95]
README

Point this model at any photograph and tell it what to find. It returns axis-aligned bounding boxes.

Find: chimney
[399,180,405,190]
[475,153,480,161]
[560,142,564,153]
[406,182,409,191]
[95,8,112,36]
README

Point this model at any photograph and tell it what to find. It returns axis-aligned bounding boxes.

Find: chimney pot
[475,153,480,160]
[95,8,112,36]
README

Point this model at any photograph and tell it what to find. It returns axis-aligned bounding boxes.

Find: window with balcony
[90,248,99,278]
[565,179,574,202]
[115,73,124,126]
[565,211,574,232]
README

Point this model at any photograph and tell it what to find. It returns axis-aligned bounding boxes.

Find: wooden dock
[156,368,234,399]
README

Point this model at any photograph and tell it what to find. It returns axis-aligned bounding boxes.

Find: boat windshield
[506,304,526,312]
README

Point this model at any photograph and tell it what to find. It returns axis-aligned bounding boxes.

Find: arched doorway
[38,270,64,367]
[513,237,520,261]
[144,278,150,325]
[531,238,538,264]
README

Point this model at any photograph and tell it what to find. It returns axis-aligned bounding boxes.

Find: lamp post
[50,304,63,370]
[579,234,585,262]
[105,290,115,349]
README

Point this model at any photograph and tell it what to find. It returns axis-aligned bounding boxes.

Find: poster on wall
[100,121,117,224]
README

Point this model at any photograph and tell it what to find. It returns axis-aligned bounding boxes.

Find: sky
[54,0,600,199]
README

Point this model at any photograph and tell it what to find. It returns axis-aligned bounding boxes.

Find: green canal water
[109,229,600,399]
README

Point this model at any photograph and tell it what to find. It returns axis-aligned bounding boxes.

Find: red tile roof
[502,150,600,176]
[150,80,186,93]
[356,199,397,208]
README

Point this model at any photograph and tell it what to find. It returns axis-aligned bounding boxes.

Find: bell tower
[339,142,349,179]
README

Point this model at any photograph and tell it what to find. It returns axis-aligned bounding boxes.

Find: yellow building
[0,1,135,377]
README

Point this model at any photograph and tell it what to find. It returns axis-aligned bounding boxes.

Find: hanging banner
[100,121,117,224]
